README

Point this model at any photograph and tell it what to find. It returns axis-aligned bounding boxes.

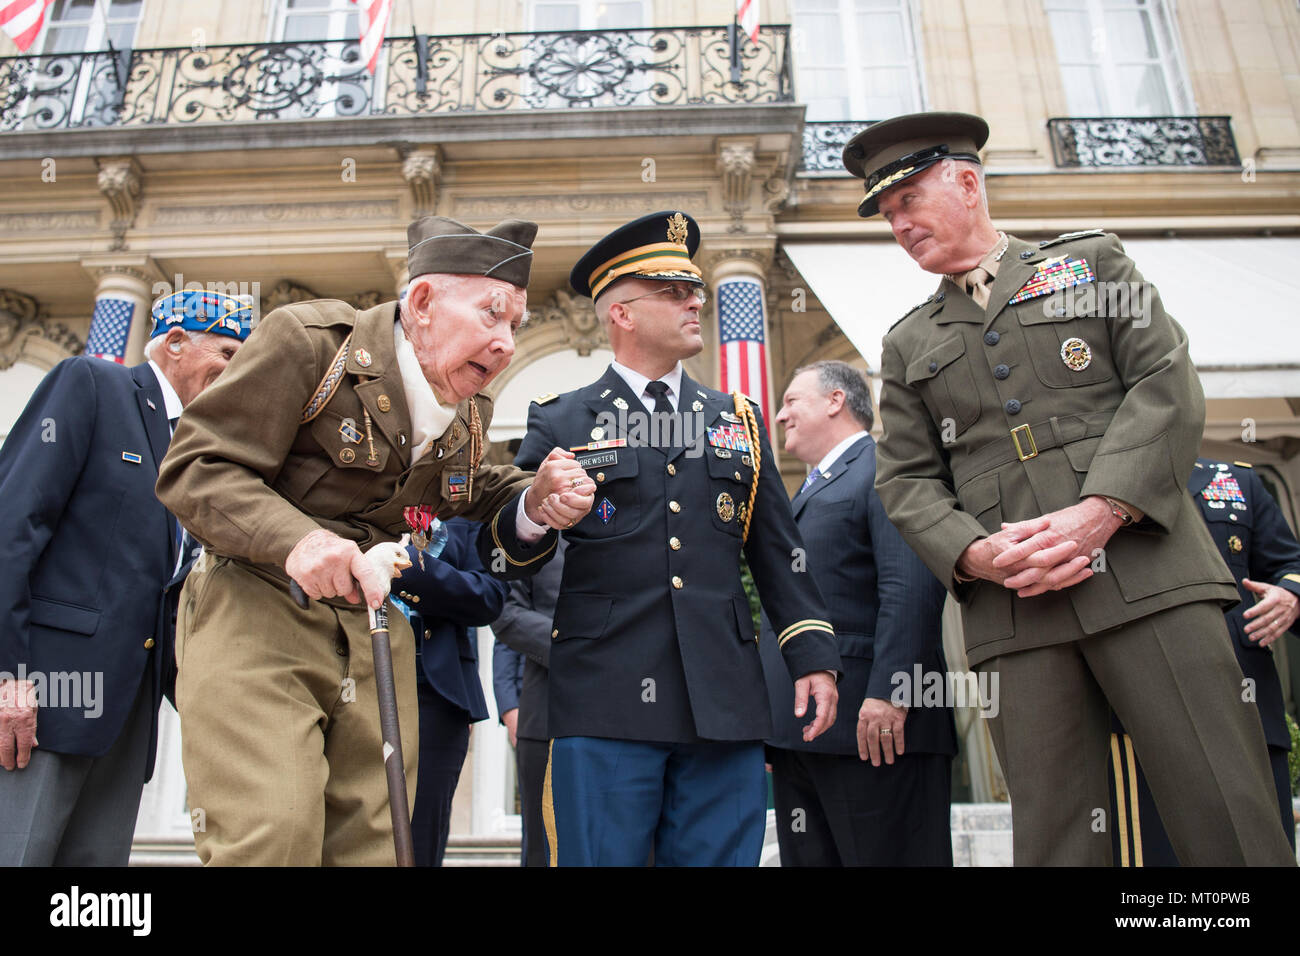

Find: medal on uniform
[691,400,703,412]
[570,438,627,453]
[1202,473,1245,507]
[1060,337,1092,371]
[447,473,469,502]
[1008,256,1095,304]
[354,348,372,368]
[338,420,363,444]
[404,505,437,570]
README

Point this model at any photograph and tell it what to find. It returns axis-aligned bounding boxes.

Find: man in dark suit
[505,211,841,866]
[1111,458,1300,865]
[762,361,956,866]
[391,517,507,867]
[0,289,250,865]
[491,535,564,867]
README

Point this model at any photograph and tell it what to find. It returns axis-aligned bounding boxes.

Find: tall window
[791,0,924,122]
[273,0,359,42]
[1044,0,1193,115]
[39,0,140,52]
[529,0,646,31]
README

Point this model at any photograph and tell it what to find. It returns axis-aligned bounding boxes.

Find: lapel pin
[122,452,143,464]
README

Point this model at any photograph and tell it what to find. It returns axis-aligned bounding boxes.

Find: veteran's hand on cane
[795,670,839,742]
[858,697,906,766]
[0,678,37,771]
[286,528,389,610]
[989,497,1123,598]
[1242,579,1300,648]
[525,448,596,530]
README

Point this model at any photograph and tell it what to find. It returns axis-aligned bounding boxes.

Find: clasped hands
[523,448,596,531]
[956,496,1124,598]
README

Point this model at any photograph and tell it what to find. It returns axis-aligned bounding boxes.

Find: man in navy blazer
[0,290,249,865]
[392,517,507,866]
[761,361,957,866]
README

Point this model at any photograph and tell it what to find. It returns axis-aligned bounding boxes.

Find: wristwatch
[1100,495,1136,526]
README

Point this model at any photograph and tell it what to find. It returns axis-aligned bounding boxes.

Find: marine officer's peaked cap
[407,216,539,289]
[570,210,704,299]
[842,111,990,218]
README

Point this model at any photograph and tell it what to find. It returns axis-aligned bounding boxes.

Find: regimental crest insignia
[667,212,689,245]
[354,348,372,368]
[716,492,735,523]
[613,397,629,410]
[1060,337,1092,371]
[1228,534,1244,554]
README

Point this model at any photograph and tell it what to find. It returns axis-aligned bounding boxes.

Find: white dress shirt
[610,360,684,413]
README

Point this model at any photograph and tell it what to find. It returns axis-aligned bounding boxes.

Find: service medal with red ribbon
[404,505,436,568]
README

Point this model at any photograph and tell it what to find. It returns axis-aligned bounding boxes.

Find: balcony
[799,120,873,174]
[1048,116,1240,169]
[0,26,792,135]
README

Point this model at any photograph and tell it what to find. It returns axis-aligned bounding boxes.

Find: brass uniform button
[596,472,605,483]
[551,628,559,638]
[377,395,392,413]
[671,576,683,590]
[423,630,431,640]
[669,537,681,550]
[734,471,742,481]
[411,595,420,604]
[667,463,676,476]
[144,638,155,649]
[669,500,681,513]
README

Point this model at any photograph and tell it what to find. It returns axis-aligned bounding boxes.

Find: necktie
[966,265,993,310]
[801,469,823,494]
[645,380,674,414]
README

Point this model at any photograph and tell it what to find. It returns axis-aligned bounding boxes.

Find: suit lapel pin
[122,451,143,464]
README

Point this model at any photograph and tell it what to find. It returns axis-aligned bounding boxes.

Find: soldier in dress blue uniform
[506,211,842,866]
[1111,459,1300,865]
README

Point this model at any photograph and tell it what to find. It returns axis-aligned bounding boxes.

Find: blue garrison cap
[149,289,255,341]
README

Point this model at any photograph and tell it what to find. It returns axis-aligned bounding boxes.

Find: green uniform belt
[953,408,1118,490]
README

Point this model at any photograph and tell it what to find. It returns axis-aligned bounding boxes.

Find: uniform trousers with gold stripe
[175,554,418,866]
[978,600,1294,866]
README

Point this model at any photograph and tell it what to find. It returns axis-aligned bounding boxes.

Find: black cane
[291,580,415,867]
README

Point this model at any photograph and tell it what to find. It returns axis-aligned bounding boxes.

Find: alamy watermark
[890,665,999,718]
[0,665,103,718]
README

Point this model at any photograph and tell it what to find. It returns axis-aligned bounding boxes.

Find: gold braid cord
[732,391,761,544]
[466,397,484,502]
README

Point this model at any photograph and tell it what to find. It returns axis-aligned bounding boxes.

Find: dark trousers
[0,667,153,866]
[410,679,470,868]
[546,736,766,866]
[516,735,549,867]
[1110,734,1295,866]
[767,746,953,866]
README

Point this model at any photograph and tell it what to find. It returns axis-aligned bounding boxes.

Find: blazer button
[935,292,945,302]
[669,536,681,550]
[994,364,1010,380]
[143,638,155,649]
[669,500,681,513]
[984,330,1000,346]
[551,628,559,638]
[666,463,676,476]
[1005,399,1022,415]
[671,576,684,590]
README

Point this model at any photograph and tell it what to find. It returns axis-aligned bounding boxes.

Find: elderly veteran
[0,289,249,865]
[156,217,593,866]
[850,111,1293,866]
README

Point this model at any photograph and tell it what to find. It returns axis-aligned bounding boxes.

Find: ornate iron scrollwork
[1048,116,1240,168]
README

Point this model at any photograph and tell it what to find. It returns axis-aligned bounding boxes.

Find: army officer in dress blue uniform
[1111,459,1300,865]
[506,211,842,866]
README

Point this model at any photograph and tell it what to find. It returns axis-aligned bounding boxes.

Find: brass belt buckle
[1011,423,1038,461]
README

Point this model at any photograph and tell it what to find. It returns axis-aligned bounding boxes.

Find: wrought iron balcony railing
[799,120,873,173]
[0,25,792,133]
[1048,116,1240,169]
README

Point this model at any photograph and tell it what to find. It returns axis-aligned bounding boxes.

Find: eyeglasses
[618,283,707,306]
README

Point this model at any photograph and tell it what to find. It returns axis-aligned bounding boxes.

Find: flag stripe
[351,0,394,74]
[718,277,771,436]
[1,0,51,52]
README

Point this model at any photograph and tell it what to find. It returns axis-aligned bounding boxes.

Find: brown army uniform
[875,229,1294,865]
[157,298,554,865]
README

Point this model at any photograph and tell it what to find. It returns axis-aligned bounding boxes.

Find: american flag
[350,0,393,75]
[736,0,760,45]
[1,0,52,52]
[718,278,771,434]
[85,298,134,364]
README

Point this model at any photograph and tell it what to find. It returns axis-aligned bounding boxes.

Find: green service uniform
[156,299,554,865]
[874,230,1294,865]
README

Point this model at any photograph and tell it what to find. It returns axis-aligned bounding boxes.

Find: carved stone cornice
[697,246,774,276]
[96,157,142,251]
[716,138,757,233]
[0,288,83,371]
[400,145,442,218]
[262,279,320,312]
[81,256,167,289]
[524,287,603,356]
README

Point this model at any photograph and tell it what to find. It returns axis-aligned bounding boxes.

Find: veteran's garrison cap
[842,111,990,218]
[570,210,704,299]
[407,216,539,289]
[150,289,255,341]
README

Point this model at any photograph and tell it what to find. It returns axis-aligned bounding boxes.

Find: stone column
[81,258,164,366]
